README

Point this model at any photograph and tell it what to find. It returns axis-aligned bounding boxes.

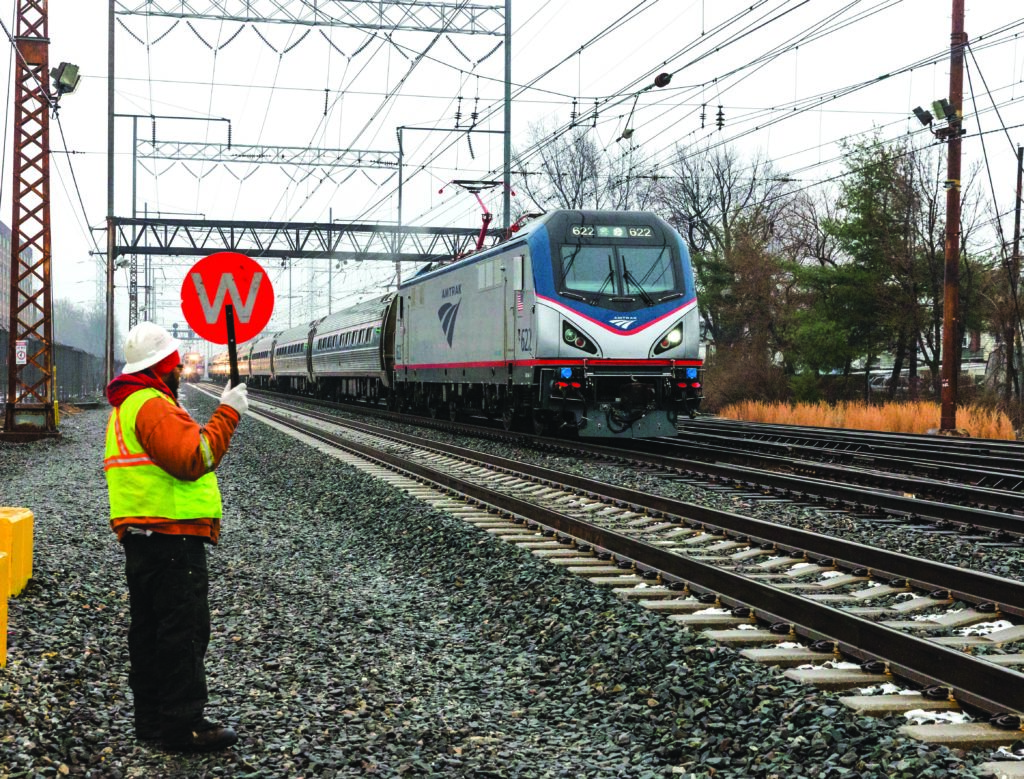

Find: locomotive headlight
[561,320,599,355]
[652,324,684,356]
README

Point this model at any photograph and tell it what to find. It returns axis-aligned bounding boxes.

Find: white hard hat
[122,321,181,374]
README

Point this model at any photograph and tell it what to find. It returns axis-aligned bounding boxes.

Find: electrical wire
[0,3,15,211]
[421,15,1024,232]
[964,51,1024,356]
[111,2,1024,325]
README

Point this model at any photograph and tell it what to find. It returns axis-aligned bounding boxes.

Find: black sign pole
[226,303,240,388]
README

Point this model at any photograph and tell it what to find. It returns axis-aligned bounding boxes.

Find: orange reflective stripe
[113,408,130,455]
[104,453,155,470]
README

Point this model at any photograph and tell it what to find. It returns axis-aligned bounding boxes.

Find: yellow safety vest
[104,387,222,522]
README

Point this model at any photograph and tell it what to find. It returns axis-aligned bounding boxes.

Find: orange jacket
[106,375,239,543]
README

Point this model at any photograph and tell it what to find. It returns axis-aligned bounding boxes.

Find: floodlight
[50,62,81,96]
[913,106,933,126]
[931,98,955,122]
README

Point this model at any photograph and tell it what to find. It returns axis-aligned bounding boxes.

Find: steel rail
[239,388,1024,527]
[684,419,1024,470]
[252,399,1024,615]
[652,432,1024,494]
[246,400,1024,719]
[690,418,1024,453]
[633,437,1024,511]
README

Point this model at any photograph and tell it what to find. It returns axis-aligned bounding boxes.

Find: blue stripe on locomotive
[528,221,697,330]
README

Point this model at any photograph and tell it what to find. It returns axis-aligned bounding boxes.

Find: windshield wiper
[561,243,584,285]
[596,253,616,295]
[622,263,653,305]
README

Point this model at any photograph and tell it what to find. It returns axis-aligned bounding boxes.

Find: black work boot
[161,719,238,752]
[135,710,161,743]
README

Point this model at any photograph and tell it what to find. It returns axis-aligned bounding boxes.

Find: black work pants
[122,533,210,737]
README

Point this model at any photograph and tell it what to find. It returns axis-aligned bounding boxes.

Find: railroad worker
[103,321,249,752]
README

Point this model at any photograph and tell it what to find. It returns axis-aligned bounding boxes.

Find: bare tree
[513,123,659,215]
[656,144,793,348]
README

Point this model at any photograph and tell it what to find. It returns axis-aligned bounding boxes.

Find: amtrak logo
[438,300,461,346]
[609,317,637,330]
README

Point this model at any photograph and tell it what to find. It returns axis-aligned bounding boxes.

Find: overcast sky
[2,0,1022,341]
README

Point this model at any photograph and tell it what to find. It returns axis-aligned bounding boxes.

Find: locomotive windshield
[558,242,679,305]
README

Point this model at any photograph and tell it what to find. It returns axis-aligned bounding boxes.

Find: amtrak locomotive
[211,210,703,438]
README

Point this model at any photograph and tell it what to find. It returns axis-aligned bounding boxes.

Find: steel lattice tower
[3,0,59,440]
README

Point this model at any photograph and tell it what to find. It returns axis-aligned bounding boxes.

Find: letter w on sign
[191,272,262,324]
[180,252,275,344]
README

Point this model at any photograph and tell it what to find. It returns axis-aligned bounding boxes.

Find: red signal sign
[180,252,275,344]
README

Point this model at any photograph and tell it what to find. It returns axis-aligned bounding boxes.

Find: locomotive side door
[505,252,526,362]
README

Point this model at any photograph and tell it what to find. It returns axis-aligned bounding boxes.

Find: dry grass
[718,400,1018,440]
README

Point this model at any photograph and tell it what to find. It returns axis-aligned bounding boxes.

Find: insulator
[455,96,463,128]
[716,105,724,130]
[323,88,329,116]
[700,104,706,129]
[570,98,577,127]
[227,121,232,150]
[592,99,599,128]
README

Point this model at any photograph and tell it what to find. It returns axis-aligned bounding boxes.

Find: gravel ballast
[351,409,1024,586]
[0,392,998,777]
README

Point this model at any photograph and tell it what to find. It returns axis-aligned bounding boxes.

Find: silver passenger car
[309,294,394,401]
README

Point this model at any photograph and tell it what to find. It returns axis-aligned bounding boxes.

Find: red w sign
[180,252,275,344]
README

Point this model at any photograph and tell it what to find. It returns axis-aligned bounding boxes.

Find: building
[0,220,35,333]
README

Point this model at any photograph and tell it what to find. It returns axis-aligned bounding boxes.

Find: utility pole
[3,0,58,441]
[1009,145,1023,405]
[502,0,511,234]
[939,0,966,431]
[105,0,116,383]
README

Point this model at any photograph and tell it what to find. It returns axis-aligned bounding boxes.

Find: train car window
[513,254,524,291]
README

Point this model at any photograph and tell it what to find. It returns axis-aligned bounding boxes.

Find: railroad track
[232,385,1024,534]
[205,385,1024,749]
[678,417,1024,489]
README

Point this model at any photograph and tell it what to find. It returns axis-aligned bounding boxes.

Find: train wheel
[530,410,550,436]
[501,403,516,431]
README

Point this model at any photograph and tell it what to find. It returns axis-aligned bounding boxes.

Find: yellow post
[0,507,33,595]
[0,552,8,667]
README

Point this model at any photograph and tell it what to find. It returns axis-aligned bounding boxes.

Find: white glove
[220,381,249,418]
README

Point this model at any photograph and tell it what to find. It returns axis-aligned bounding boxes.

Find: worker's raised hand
[220,381,249,418]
